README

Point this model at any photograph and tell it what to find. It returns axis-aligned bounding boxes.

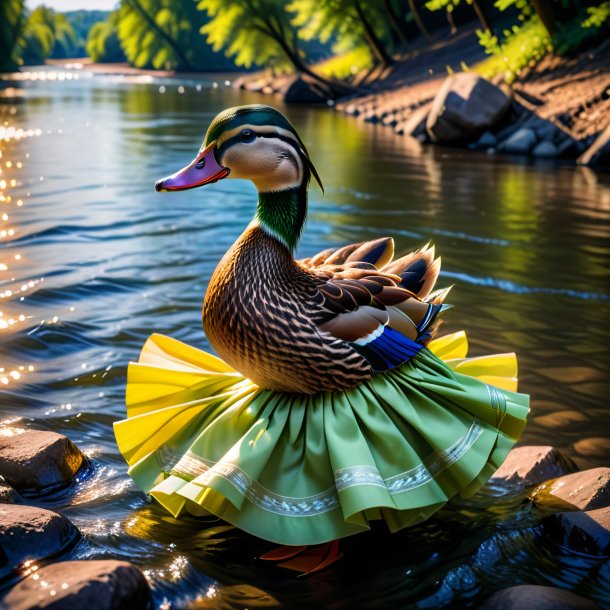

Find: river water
[1,68,609,608]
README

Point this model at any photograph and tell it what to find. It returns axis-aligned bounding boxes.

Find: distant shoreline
[45,57,244,80]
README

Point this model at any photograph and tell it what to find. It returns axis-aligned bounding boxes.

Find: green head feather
[205,104,324,193]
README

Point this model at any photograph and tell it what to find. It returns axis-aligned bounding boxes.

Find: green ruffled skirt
[114,331,529,545]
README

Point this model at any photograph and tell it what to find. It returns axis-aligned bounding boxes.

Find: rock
[531,467,610,511]
[478,585,600,610]
[475,131,497,148]
[534,120,562,142]
[533,141,559,158]
[426,73,511,143]
[0,482,21,503]
[556,136,580,157]
[544,507,610,555]
[0,429,84,492]
[396,104,430,138]
[283,76,330,105]
[186,584,279,609]
[0,504,79,580]
[492,446,577,485]
[573,437,610,459]
[577,123,610,166]
[2,560,151,610]
[499,128,537,154]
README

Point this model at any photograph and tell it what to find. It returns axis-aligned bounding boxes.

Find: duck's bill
[155,142,230,192]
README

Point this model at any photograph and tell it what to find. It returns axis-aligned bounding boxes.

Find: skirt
[114,331,529,545]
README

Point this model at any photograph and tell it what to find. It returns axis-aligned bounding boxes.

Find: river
[1,67,609,608]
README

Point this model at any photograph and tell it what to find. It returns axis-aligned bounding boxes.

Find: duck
[114,104,529,574]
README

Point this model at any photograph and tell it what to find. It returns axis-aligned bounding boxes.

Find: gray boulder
[0,430,84,492]
[533,141,559,158]
[492,446,577,486]
[478,585,600,610]
[2,560,151,610]
[426,73,511,143]
[500,127,537,154]
[0,504,79,580]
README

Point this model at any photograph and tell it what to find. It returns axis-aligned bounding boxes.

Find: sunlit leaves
[17,6,78,65]
[117,0,231,71]
[86,10,125,63]
[199,0,296,70]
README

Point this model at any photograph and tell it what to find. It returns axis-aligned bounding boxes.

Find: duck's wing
[300,238,451,372]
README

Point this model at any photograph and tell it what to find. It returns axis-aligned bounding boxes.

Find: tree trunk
[531,0,558,36]
[353,0,394,66]
[382,0,408,47]
[407,0,432,41]
[471,0,494,34]
[446,9,457,35]
[125,0,194,71]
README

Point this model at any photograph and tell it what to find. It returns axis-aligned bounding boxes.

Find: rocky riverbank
[0,431,152,609]
[235,33,610,168]
[1,428,609,608]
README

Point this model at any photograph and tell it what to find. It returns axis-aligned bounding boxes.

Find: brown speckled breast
[202,227,372,393]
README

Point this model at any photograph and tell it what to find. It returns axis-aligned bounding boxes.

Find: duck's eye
[240,129,256,143]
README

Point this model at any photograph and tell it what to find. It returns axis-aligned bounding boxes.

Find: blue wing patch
[350,326,423,372]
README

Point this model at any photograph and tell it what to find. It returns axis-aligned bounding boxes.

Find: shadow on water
[0,67,609,608]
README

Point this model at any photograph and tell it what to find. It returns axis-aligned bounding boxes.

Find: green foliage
[0,0,25,71]
[117,0,232,71]
[87,11,126,63]
[582,1,610,28]
[476,17,551,83]
[198,0,298,71]
[19,6,78,65]
[289,0,392,63]
[316,46,373,80]
[476,0,609,82]
[425,0,459,13]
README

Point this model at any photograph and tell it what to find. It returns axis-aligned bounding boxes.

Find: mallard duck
[115,104,529,573]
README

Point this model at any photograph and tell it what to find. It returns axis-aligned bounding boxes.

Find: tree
[198,0,326,78]
[87,10,126,63]
[117,0,231,71]
[20,6,78,65]
[289,0,394,67]
[425,0,494,34]
[0,0,25,71]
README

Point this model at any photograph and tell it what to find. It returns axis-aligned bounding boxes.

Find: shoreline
[234,32,610,168]
[11,41,610,168]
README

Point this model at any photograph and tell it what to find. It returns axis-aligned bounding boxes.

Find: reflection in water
[0,68,609,608]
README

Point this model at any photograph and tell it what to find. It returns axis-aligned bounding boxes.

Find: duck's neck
[254,185,307,252]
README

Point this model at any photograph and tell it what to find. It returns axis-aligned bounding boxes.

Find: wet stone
[478,585,601,610]
[492,446,577,485]
[544,506,610,555]
[0,482,21,504]
[0,430,84,493]
[2,560,151,610]
[533,141,559,158]
[531,467,610,511]
[499,127,537,154]
[0,504,79,581]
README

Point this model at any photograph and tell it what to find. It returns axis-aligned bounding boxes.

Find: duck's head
[155,104,323,195]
